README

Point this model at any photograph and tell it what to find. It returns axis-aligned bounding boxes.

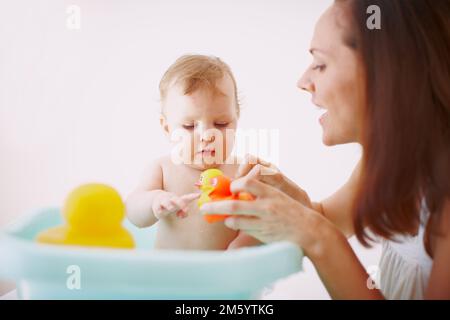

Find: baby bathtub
[0,208,303,299]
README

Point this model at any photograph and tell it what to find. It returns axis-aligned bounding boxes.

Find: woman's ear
[160,113,170,136]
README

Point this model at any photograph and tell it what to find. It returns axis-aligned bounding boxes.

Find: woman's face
[298,4,366,146]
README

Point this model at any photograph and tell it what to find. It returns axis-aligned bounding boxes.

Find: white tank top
[378,207,433,299]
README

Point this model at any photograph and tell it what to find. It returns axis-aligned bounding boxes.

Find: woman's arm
[425,199,450,299]
[199,177,384,299]
[310,218,384,299]
[312,160,362,238]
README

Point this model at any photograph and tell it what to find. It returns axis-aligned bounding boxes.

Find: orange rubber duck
[196,169,254,223]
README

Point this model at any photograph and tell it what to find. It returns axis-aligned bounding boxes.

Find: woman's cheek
[328,105,357,144]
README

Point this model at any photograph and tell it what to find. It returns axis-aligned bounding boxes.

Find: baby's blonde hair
[159,54,240,117]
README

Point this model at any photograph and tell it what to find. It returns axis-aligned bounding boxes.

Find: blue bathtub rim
[0,207,303,295]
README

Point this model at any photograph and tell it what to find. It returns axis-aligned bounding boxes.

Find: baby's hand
[152,192,200,220]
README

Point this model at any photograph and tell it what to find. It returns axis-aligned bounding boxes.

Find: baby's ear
[159,113,170,135]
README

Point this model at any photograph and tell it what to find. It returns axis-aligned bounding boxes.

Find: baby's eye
[214,122,229,128]
[182,124,195,130]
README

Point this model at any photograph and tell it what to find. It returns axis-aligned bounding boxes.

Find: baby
[126,55,261,250]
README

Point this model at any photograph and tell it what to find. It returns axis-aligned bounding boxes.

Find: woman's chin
[321,128,342,146]
[322,132,336,146]
[322,130,356,146]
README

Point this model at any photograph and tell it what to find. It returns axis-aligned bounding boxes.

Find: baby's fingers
[161,198,177,213]
[181,192,200,203]
[173,193,200,211]
[175,210,188,219]
[152,203,165,219]
[170,197,190,219]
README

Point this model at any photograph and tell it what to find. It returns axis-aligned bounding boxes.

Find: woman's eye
[312,64,326,72]
[182,124,195,130]
[215,123,229,128]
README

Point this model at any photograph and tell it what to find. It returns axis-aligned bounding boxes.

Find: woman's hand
[201,157,383,299]
[235,154,314,209]
[199,175,338,260]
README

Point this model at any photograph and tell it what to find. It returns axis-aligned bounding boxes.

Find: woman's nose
[297,71,315,93]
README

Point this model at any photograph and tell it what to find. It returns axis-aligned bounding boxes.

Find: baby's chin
[185,162,221,171]
[184,154,232,171]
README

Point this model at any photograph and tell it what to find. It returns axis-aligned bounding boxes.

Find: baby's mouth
[196,148,216,156]
[200,150,216,156]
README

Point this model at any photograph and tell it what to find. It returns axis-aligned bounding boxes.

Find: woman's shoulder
[427,198,450,259]
[380,198,449,267]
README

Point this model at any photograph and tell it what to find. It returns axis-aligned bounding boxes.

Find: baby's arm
[126,160,165,228]
[126,159,199,228]
[227,231,263,250]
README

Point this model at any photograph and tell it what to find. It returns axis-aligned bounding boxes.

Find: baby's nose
[201,131,216,142]
[197,123,217,142]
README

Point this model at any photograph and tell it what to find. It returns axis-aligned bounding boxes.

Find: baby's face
[162,74,238,170]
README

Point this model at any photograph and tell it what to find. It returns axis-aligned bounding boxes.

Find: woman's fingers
[244,164,311,207]
[234,154,258,178]
[246,164,284,188]
[230,176,280,198]
[224,216,261,231]
[200,200,267,217]
[235,154,274,179]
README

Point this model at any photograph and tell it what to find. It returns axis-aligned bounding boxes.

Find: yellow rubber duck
[196,169,226,201]
[36,184,134,248]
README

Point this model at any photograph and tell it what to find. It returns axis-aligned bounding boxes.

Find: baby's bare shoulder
[156,155,173,167]
[143,156,165,174]
[134,156,167,190]
[158,154,185,173]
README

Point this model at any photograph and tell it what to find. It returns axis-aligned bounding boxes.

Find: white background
[0,0,380,298]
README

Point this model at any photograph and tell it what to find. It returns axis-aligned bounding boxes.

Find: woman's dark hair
[336,0,450,254]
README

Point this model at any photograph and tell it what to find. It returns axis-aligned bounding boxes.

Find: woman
[200,0,450,299]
